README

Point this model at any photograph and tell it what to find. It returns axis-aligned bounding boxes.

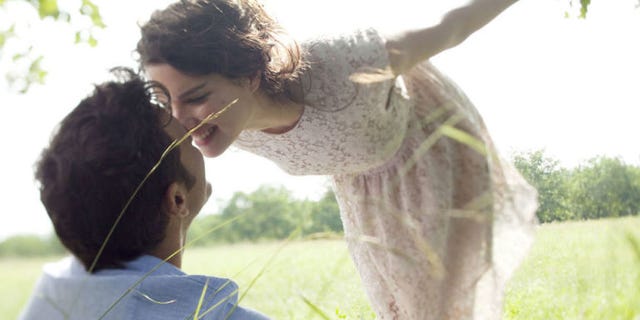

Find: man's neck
[149,226,185,268]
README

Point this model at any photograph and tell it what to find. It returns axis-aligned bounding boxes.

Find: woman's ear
[163,182,189,218]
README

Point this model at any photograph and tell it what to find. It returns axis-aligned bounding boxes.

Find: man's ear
[163,182,189,218]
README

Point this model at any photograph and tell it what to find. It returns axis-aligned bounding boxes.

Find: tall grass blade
[299,293,331,320]
[439,125,488,157]
[88,99,239,319]
[193,278,210,319]
[38,293,69,319]
[214,229,301,320]
[349,66,394,84]
[185,241,280,319]
[626,232,640,263]
[396,112,465,180]
[314,252,350,304]
[97,215,244,320]
[183,280,238,320]
[88,98,239,274]
[238,228,301,304]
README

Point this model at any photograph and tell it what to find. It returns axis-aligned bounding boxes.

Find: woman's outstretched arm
[385,0,519,75]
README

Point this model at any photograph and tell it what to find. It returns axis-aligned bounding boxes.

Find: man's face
[162,114,212,219]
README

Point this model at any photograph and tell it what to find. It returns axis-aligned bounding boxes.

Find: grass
[0,256,57,319]
[2,217,639,319]
[182,240,374,319]
[504,216,640,320]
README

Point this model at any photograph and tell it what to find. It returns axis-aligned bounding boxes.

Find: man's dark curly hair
[35,68,195,272]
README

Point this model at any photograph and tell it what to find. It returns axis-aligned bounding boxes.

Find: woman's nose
[170,106,193,127]
[180,117,202,131]
[171,104,185,121]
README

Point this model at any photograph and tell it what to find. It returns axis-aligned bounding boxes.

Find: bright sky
[1,0,638,241]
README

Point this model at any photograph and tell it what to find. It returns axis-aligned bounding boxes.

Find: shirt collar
[121,254,186,276]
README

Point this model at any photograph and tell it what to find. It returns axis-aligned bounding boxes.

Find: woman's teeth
[194,126,216,141]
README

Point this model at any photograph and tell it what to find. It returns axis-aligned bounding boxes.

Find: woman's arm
[385,0,519,75]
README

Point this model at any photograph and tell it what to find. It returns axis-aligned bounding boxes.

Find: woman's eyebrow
[178,82,208,101]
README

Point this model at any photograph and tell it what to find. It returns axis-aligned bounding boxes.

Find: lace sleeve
[235,28,412,175]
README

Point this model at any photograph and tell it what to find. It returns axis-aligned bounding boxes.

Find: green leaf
[37,0,60,19]
[579,0,591,19]
[80,0,106,28]
[12,52,26,62]
[87,35,98,47]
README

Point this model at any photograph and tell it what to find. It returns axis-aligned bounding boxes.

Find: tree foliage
[514,150,640,222]
[513,150,572,222]
[187,185,343,245]
[569,156,640,219]
[0,0,104,92]
[566,0,592,18]
[4,155,640,257]
[0,234,65,257]
[306,190,343,234]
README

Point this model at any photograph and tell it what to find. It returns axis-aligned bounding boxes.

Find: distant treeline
[0,186,343,257]
[186,186,343,245]
[0,234,65,258]
[513,150,640,223]
[2,151,639,257]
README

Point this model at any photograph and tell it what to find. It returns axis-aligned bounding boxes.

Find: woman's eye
[185,94,208,104]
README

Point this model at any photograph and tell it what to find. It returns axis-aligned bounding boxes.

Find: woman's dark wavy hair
[35,68,195,272]
[136,0,306,101]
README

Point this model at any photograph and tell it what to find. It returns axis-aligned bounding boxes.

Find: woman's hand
[385,0,519,75]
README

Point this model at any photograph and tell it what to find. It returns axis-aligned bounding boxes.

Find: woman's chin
[198,143,228,158]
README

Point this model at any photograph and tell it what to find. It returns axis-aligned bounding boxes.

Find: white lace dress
[235,29,538,320]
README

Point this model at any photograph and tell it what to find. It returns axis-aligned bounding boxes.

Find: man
[19,68,268,319]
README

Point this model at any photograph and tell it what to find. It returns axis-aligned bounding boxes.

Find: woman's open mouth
[192,125,218,147]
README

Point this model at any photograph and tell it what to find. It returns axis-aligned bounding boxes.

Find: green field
[2,217,639,319]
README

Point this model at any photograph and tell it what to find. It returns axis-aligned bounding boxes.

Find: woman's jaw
[189,122,236,158]
[191,124,218,148]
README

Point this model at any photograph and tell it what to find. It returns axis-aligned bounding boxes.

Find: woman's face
[146,64,256,158]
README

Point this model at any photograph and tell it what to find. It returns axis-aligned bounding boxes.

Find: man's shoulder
[22,255,268,319]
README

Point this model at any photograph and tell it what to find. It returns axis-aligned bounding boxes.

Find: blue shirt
[19,255,269,320]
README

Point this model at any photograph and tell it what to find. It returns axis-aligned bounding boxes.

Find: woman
[137,0,537,318]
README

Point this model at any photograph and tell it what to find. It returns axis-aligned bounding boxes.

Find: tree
[565,0,640,18]
[0,0,104,92]
[187,185,345,244]
[305,189,343,235]
[216,186,302,241]
[513,150,572,222]
[0,234,65,257]
[569,156,640,219]
[566,0,592,18]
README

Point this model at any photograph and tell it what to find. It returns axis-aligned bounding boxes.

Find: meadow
[1,216,638,319]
